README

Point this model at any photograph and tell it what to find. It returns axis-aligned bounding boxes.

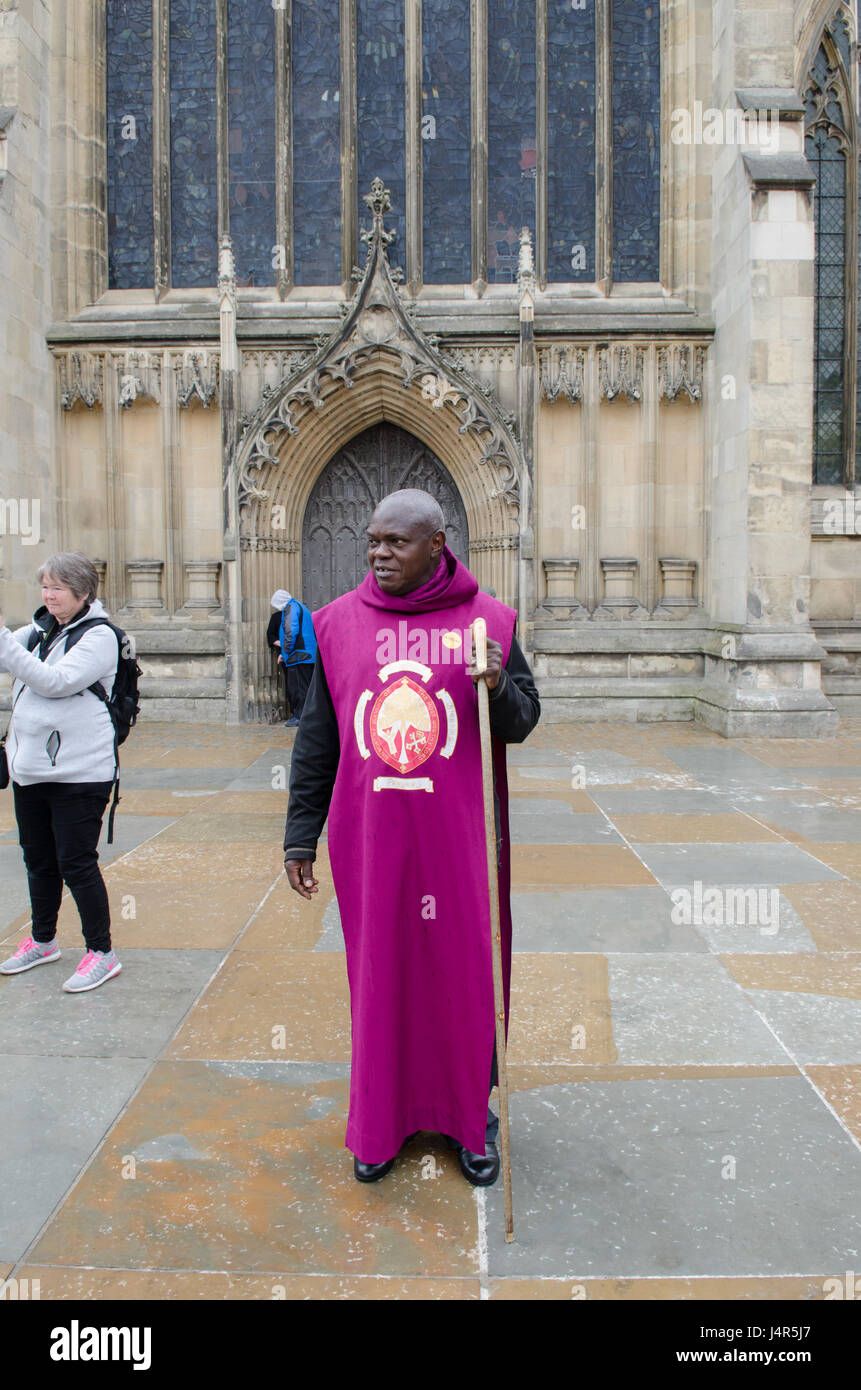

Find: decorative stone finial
[361,177,397,250]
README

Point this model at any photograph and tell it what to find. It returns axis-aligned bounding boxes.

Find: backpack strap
[62,619,123,844]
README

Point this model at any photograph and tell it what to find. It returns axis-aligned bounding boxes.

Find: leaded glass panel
[293,0,342,285]
[422,0,471,283]
[487,0,536,284]
[547,0,595,282]
[808,125,847,485]
[611,0,660,282]
[227,0,276,287]
[170,0,218,288]
[357,0,406,267]
[106,0,154,289]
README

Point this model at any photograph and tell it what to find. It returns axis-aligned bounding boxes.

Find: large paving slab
[27,1061,481,1278]
[509,888,707,954]
[483,1078,861,1278]
[631,841,845,888]
[606,955,789,1065]
[0,1056,151,1262]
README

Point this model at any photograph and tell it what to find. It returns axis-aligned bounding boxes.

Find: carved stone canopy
[235,178,523,514]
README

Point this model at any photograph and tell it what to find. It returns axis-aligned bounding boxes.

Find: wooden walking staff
[471,617,514,1242]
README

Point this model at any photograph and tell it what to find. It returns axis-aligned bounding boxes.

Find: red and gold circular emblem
[369,676,440,774]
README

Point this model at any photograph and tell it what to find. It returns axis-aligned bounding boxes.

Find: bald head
[372,489,445,538]
[366,489,447,596]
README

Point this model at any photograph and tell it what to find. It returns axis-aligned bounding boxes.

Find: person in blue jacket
[267,590,317,726]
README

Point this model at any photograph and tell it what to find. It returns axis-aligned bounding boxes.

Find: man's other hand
[285,857,319,899]
[468,634,502,691]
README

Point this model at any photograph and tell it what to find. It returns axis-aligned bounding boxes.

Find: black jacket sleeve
[282,633,541,861]
[283,649,339,861]
[267,610,283,650]
[488,634,541,743]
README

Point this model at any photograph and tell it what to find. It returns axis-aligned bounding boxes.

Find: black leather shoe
[354,1156,395,1183]
[446,1137,500,1187]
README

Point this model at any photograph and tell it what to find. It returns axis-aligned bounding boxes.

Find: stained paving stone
[165,952,351,1062]
[797,843,861,878]
[200,790,290,816]
[110,841,284,885]
[606,956,788,1065]
[720,953,861,999]
[483,1078,861,1277]
[512,845,656,888]
[102,789,221,817]
[506,776,596,810]
[243,856,335,952]
[26,1062,480,1277]
[54,881,260,950]
[0,949,223,1057]
[510,888,707,954]
[737,740,861,769]
[0,1056,151,1262]
[508,955,616,1065]
[611,813,783,844]
[155,813,284,845]
[632,842,845,888]
[805,1066,861,1145]
[780,882,861,951]
[14,1268,481,1299]
[486,1275,837,1299]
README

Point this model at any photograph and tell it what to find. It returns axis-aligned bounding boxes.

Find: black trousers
[285,660,313,718]
[13,781,113,953]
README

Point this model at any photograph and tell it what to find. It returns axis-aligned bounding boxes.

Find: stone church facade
[1,0,859,733]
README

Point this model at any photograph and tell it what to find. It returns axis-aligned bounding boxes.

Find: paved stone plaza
[1,719,860,1301]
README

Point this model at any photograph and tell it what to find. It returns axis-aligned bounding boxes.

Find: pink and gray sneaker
[62,949,122,993]
[0,936,61,974]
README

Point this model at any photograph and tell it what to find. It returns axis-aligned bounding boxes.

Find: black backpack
[27,616,142,842]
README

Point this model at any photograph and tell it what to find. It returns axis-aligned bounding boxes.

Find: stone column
[703,4,836,733]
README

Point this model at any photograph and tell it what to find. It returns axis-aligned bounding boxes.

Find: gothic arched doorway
[301,423,470,611]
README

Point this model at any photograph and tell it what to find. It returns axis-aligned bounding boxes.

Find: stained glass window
[104,0,663,295]
[612,0,660,282]
[422,0,471,283]
[227,0,276,288]
[487,0,536,284]
[547,0,595,282]
[106,0,154,290]
[293,0,342,286]
[170,0,218,288]
[357,0,405,267]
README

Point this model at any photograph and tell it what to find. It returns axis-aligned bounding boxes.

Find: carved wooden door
[301,423,469,611]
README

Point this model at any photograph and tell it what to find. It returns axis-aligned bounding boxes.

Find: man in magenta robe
[283,489,540,1185]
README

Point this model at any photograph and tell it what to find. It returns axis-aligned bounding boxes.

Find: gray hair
[37,552,99,601]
